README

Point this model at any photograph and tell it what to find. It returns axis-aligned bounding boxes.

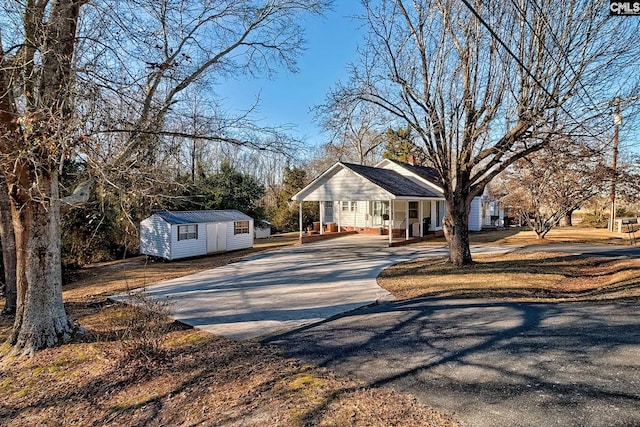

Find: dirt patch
[0,233,460,427]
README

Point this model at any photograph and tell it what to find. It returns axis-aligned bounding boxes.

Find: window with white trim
[342,201,357,211]
[234,220,250,235]
[409,202,419,218]
[177,224,198,241]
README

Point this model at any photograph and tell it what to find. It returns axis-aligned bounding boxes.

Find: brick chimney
[408,154,415,166]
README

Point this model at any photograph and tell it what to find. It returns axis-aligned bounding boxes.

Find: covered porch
[291,162,446,247]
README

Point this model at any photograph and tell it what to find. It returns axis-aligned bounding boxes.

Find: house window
[325,201,333,209]
[178,224,198,241]
[341,201,357,211]
[409,202,419,218]
[234,220,250,235]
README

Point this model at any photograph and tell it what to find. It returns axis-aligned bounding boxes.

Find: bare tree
[315,96,387,165]
[500,138,608,238]
[0,0,329,354]
[341,0,639,265]
[73,0,326,243]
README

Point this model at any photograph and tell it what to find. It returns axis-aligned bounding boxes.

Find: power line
[511,0,603,115]
[458,0,607,144]
[459,0,555,101]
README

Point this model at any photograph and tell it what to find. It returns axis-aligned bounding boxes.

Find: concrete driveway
[122,235,510,340]
[123,235,420,339]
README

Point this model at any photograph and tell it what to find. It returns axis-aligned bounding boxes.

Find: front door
[207,223,227,253]
[324,201,334,223]
[372,201,389,226]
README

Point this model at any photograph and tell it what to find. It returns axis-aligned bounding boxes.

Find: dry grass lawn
[381,227,640,302]
[0,233,460,427]
[418,226,631,246]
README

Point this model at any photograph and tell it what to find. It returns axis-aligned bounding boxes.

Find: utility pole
[608,97,621,232]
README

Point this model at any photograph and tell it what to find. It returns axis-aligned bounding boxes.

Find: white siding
[422,201,433,231]
[140,216,171,259]
[170,224,207,260]
[300,168,392,201]
[140,211,255,260]
[226,219,254,251]
[254,225,271,239]
[334,201,369,227]
[469,197,482,231]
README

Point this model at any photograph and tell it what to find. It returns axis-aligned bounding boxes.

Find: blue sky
[216,3,366,151]
[216,3,640,159]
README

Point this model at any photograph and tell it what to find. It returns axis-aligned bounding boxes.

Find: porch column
[338,201,342,232]
[389,199,393,245]
[405,200,410,240]
[319,201,324,235]
[299,201,303,238]
[353,201,357,231]
[419,200,424,237]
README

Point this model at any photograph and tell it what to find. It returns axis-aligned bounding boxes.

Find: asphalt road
[266,298,640,427]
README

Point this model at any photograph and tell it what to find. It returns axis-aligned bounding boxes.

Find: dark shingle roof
[390,160,442,187]
[341,163,442,198]
[155,210,252,225]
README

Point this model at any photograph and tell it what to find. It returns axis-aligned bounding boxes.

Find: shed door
[207,223,227,253]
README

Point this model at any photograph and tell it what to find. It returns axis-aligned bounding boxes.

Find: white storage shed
[254,220,272,239]
[140,210,254,260]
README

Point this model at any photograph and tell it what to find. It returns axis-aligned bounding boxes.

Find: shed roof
[154,210,252,225]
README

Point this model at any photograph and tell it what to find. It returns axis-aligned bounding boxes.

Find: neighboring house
[292,159,499,244]
[478,190,505,228]
[140,210,253,260]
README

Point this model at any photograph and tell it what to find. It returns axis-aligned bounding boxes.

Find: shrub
[113,290,174,364]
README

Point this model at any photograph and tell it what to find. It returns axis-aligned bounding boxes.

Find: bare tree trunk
[0,173,16,315]
[0,32,17,317]
[0,0,83,354]
[563,210,574,227]
[8,172,72,354]
[444,194,472,266]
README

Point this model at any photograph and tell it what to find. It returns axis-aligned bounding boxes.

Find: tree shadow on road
[265,296,640,426]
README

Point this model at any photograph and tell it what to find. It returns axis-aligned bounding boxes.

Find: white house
[292,159,499,245]
[140,210,254,260]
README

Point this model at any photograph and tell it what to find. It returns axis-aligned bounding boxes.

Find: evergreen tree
[270,166,318,231]
[382,126,428,164]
